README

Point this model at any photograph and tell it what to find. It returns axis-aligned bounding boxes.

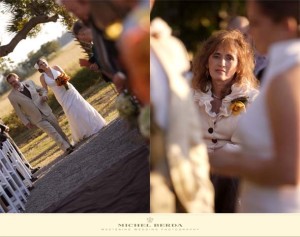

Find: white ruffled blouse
[194,83,259,153]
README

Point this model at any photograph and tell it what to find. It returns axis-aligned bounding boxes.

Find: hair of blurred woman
[254,0,299,25]
[192,30,258,98]
[72,20,93,43]
[247,0,300,54]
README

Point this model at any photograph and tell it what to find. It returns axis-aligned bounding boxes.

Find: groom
[6,73,73,154]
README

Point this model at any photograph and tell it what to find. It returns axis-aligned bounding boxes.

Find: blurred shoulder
[25,79,34,85]
[268,64,300,96]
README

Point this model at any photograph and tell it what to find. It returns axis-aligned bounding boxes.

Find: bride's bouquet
[56,73,70,90]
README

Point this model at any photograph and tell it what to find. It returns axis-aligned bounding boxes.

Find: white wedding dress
[236,39,300,212]
[43,68,107,143]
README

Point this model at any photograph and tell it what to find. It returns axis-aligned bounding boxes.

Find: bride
[35,58,107,144]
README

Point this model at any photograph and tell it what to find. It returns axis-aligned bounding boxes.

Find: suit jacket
[8,80,52,125]
[91,26,120,75]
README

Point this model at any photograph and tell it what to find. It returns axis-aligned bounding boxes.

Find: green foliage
[151,0,246,53]
[2,111,27,138]
[1,0,75,36]
[26,40,60,67]
[40,41,60,56]
[0,57,12,94]
[68,68,102,94]
[0,78,10,94]
[9,40,61,83]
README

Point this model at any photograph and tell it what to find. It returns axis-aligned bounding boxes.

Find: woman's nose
[218,58,226,66]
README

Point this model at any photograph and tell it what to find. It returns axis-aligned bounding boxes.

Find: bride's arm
[39,75,49,101]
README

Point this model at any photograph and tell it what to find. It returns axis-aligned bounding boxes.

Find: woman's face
[208,45,238,83]
[77,27,93,43]
[38,60,48,70]
[247,1,281,54]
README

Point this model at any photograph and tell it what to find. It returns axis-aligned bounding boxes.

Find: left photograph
[0,0,150,213]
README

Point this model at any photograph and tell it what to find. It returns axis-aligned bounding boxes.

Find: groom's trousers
[36,113,70,152]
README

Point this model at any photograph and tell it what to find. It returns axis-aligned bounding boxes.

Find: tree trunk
[0,14,59,57]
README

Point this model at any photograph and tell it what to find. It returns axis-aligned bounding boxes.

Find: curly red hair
[192,30,258,96]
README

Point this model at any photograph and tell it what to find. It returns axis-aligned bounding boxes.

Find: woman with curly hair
[192,30,259,212]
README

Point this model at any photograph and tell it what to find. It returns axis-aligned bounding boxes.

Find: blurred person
[227,16,250,38]
[36,58,107,144]
[58,0,90,24]
[210,0,300,212]
[192,30,259,212]
[72,20,100,73]
[117,0,150,105]
[227,16,268,82]
[59,0,127,93]
[6,73,73,155]
[150,15,214,212]
[88,0,149,105]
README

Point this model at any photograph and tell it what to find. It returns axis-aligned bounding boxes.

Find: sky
[0,6,68,66]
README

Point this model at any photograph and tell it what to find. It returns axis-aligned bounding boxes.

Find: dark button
[208,127,213,134]
[212,139,218,143]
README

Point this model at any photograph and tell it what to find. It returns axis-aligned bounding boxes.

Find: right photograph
[150,0,300,213]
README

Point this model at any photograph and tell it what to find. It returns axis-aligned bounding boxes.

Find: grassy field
[0,40,119,168]
[21,82,119,168]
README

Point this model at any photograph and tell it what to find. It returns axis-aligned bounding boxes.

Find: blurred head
[73,20,93,43]
[90,0,138,30]
[227,16,249,35]
[150,0,155,11]
[6,73,21,90]
[247,0,300,54]
[192,30,257,94]
[227,16,252,44]
[60,0,91,23]
[35,58,49,73]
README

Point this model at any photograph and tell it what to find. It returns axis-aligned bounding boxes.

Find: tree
[0,57,11,94]
[0,0,74,57]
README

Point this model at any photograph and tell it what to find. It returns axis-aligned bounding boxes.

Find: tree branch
[0,14,59,57]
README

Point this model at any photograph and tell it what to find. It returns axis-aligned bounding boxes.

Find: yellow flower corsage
[229,97,248,115]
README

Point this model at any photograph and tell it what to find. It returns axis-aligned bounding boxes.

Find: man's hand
[112,72,126,93]
[89,63,99,72]
[26,122,35,129]
[41,95,48,102]
[79,58,91,67]
[4,125,9,132]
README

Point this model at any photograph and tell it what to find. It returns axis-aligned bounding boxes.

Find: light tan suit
[8,80,71,152]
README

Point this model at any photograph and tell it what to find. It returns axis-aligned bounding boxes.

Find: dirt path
[24,118,149,213]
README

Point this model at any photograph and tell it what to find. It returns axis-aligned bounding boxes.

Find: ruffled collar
[194,82,258,117]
